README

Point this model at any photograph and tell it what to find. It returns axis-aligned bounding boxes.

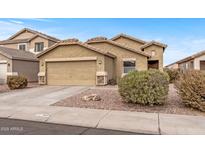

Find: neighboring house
[0,28,60,54]
[165,63,179,69]
[37,34,167,86]
[0,46,39,84]
[165,50,205,71]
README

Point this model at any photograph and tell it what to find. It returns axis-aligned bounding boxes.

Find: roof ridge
[37,40,116,58]
[86,39,150,57]
[111,33,147,44]
[170,50,205,65]
[140,40,167,49]
[7,28,60,42]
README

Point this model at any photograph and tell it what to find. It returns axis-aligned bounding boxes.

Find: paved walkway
[0,104,205,134]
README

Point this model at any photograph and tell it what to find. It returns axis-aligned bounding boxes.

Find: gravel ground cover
[53,84,205,116]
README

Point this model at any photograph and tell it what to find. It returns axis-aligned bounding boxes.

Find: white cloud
[0,21,24,40]
[23,18,54,22]
[9,20,24,25]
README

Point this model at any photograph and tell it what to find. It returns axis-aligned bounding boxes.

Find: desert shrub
[175,70,205,111]
[108,79,117,85]
[7,76,28,90]
[118,70,169,105]
[164,68,180,83]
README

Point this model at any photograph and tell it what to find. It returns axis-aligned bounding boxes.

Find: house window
[123,61,136,74]
[18,44,27,51]
[35,42,44,52]
[151,51,156,57]
[185,63,189,69]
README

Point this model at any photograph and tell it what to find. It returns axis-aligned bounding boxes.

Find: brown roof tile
[111,33,147,44]
[172,50,205,65]
[0,46,38,61]
[7,28,60,42]
[140,41,167,49]
[0,38,30,45]
[86,39,150,57]
[37,41,116,58]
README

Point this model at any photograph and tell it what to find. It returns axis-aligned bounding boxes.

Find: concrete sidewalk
[0,104,205,135]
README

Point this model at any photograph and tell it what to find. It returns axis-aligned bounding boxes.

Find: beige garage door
[47,61,96,85]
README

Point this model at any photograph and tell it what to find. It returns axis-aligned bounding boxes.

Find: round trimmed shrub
[175,70,205,111]
[7,76,28,90]
[118,70,169,105]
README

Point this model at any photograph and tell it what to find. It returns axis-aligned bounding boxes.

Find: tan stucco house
[0,28,60,84]
[37,34,167,86]
[0,28,60,54]
[166,50,205,71]
[0,46,39,84]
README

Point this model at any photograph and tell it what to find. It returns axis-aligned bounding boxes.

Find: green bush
[7,76,28,90]
[118,70,169,105]
[164,68,180,83]
[175,70,205,111]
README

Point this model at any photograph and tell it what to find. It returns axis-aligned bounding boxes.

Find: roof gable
[7,28,60,42]
[86,39,150,57]
[37,40,116,58]
[140,41,167,49]
[111,33,147,44]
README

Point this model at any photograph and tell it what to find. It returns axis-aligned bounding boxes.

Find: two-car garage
[37,41,115,86]
[46,60,97,86]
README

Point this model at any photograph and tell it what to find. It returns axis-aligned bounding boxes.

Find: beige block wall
[12,31,35,40]
[0,54,12,72]
[38,44,107,75]
[166,63,179,69]
[143,45,164,71]
[2,43,19,50]
[12,60,39,82]
[29,36,49,52]
[89,42,148,81]
[113,37,145,49]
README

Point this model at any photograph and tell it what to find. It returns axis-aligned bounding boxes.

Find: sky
[0,18,205,65]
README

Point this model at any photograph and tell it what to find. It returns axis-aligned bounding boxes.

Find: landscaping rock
[82,94,101,101]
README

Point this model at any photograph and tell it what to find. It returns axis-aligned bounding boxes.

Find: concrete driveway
[0,86,89,106]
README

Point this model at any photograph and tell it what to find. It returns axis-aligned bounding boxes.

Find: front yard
[53,84,205,116]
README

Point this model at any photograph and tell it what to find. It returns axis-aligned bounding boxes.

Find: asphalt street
[0,118,139,135]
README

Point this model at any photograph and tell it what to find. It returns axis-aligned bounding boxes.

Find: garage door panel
[47,61,96,85]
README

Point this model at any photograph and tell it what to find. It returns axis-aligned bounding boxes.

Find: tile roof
[37,40,116,58]
[140,41,167,49]
[0,38,30,45]
[0,46,38,61]
[86,39,150,57]
[7,28,60,42]
[111,33,147,44]
[171,50,205,65]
